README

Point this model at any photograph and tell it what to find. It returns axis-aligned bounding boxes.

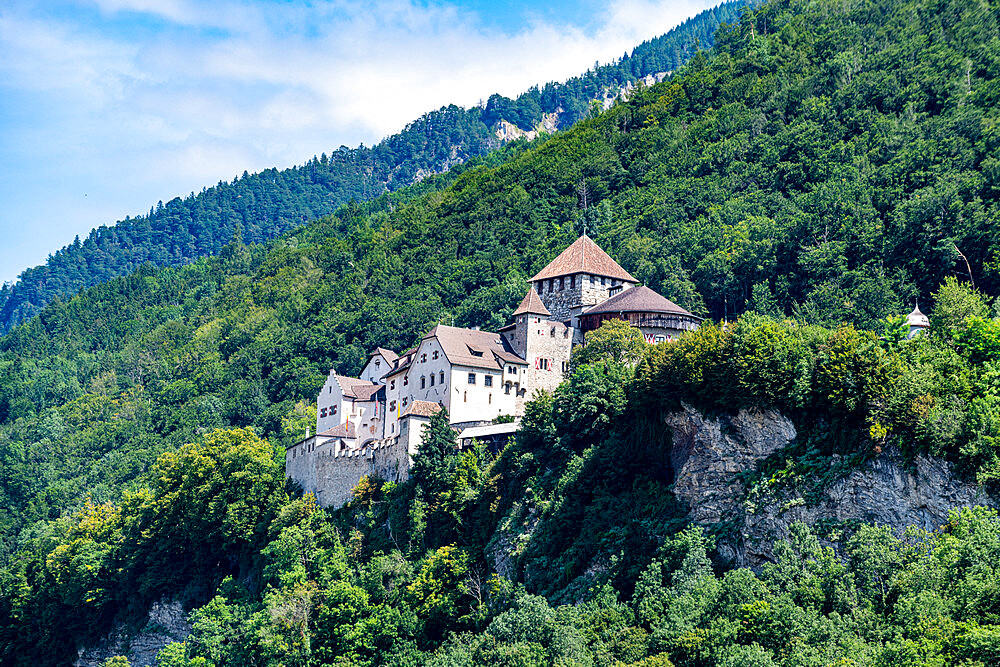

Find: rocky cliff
[665,404,996,567]
[75,599,190,667]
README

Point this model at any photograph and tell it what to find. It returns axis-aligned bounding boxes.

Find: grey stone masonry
[285,436,409,508]
[534,273,636,325]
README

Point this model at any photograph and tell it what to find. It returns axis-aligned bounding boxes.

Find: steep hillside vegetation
[0,0,750,333]
[3,0,1000,662]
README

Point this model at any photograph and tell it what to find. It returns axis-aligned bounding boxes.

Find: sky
[0,0,717,285]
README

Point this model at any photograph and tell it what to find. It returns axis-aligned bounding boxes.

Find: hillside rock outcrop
[75,599,190,667]
[665,404,996,568]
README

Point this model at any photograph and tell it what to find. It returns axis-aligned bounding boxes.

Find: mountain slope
[0,0,751,333]
[5,0,1000,662]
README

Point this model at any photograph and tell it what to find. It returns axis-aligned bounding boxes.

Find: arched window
[420,376,426,389]
[439,371,445,384]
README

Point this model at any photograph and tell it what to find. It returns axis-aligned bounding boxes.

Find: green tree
[573,319,648,367]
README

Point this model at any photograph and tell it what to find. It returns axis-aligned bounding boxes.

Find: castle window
[468,372,476,385]
[402,397,408,407]
[332,405,338,415]
[489,393,492,404]
[550,327,555,337]
[390,400,396,411]
[374,359,380,368]
[564,329,569,338]
[320,407,327,418]
[433,350,439,360]
[601,276,606,285]
[570,275,575,288]
[549,279,554,292]
[562,361,569,373]
[440,371,445,383]
[421,376,426,389]
[536,282,543,294]
[590,274,595,285]
[559,276,565,290]
[430,374,435,386]
[329,387,332,394]
[421,353,427,363]
[390,380,395,390]
[505,382,511,395]
[404,376,408,386]
[537,358,549,370]
[484,375,493,387]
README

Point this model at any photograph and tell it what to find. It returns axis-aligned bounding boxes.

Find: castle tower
[529,235,638,337]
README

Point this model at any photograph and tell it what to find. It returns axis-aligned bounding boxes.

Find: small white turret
[906,304,930,339]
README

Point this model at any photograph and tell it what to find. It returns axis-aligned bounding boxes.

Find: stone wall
[535,275,634,324]
[522,318,574,401]
[286,437,410,508]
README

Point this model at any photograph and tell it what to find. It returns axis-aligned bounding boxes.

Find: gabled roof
[401,400,442,418]
[512,289,551,317]
[335,375,382,400]
[369,347,399,364]
[582,285,700,319]
[383,348,417,378]
[424,324,527,370]
[530,235,637,283]
[318,422,357,439]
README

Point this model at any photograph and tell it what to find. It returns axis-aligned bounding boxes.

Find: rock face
[75,599,191,667]
[666,404,996,568]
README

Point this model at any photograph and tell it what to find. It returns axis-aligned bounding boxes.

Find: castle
[285,235,702,507]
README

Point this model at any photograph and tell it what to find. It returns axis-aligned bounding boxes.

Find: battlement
[285,435,410,508]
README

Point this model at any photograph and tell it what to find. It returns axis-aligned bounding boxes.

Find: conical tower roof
[530,235,637,283]
[512,289,551,317]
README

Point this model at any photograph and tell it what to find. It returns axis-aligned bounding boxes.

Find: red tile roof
[423,324,527,370]
[530,235,637,283]
[318,422,357,439]
[512,289,551,317]
[582,285,699,318]
[401,400,442,418]
[335,375,382,400]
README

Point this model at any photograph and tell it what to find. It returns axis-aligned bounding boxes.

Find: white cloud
[0,0,716,283]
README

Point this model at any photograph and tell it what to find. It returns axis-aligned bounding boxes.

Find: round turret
[906,304,930,339]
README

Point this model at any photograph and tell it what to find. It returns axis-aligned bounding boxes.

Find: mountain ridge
[0,0,751,333]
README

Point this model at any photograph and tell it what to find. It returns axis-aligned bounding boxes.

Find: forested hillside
[0,0,750,333]
[4,0,1000,662]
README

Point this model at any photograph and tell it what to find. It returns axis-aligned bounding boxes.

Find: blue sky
[0,0,716,284]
